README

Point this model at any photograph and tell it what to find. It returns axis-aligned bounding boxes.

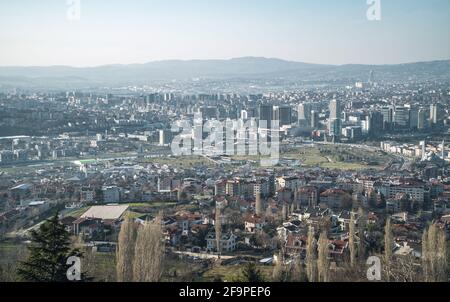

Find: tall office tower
[417,109,427,130]
[278,105,292,126]
[298,103,312,122]
[272,106,280,123]
[409,108,419,129]
[328,99,342,138]
[159,130,173,146]
[329,99,341,120]
[430,104,442,125]
[311,110,319,128]
[380,106,394,130]
[329,118,342,137]
[259,104,274,129]
[367,111,384,137]
[394,106,410,128]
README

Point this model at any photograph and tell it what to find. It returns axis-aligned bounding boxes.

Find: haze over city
[1,0,450,67]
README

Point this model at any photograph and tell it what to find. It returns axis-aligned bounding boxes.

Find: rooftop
[81,204,129,220]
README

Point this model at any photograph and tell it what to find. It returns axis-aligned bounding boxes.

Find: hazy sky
[0,0,449,67]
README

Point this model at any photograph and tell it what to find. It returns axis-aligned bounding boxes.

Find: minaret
[255,192,263,217]
[441,140,446,177]
[420,141,426,161]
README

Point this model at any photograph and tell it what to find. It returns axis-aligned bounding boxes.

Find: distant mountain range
[0,57,449,89]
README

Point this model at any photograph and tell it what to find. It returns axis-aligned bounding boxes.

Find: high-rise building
[329,118,342,137]
[394,106,410,128]
[329,99,341,120]
[409,108,419,129]
[298,103,312,122]
[367,111,384,137]
[278,106,292,126]
[159,130,173,146]
[311,110,319,128]
[418,109,427,130]
[259,105,274,129]
[430,104,442,125]
[329,100,342,138]
[381,106,394,130]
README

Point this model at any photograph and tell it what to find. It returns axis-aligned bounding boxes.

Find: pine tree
[239,263,265,282]
[116,217,137,282]
[17,212,83,282]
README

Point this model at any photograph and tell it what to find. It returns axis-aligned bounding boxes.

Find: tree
[384,217,393,281]
[317,231,330,282]
[306,226,317,282]
[290,203,295,215]
[272,252,288,282]
[238,263,265,282]
[422,223,448,282]
[357,207,366,259]
[349,213,356,267]
[215,202,223,256]
[116,217,137,282]
[290,257,308,282]
[17,212,83,282]
[133,212,165,282]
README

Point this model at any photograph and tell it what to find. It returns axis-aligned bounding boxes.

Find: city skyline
[0,0,449,67]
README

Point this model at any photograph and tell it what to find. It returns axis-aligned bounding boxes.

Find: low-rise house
[60,216,77,233]
[297,186,318,207]
[284,234,308,256]
[73,217,103,237]
[206,231,237,252]
[336,210,357,232]
[320,189,352,209]
[277,222,301,241]
[244,214,266,233]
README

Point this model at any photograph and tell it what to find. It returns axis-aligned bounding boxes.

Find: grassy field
[227,144,390,171]
[201,264,274,282]
[66,207,90,218]
[139,156,216,168]
[284,145,389,171]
